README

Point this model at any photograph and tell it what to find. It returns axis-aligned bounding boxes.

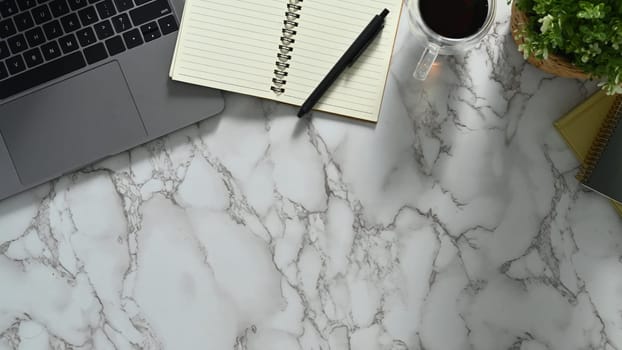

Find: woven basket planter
[510,4,590,79]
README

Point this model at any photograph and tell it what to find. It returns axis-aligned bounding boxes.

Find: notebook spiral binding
[271,0,303,95]
[577,95,622,183]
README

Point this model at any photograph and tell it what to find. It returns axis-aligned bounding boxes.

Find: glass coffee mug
[407,0,497,80]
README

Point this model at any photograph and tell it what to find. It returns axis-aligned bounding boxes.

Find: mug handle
[413,43,440,80]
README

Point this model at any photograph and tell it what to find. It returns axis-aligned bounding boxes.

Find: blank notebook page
[170,0,402,122]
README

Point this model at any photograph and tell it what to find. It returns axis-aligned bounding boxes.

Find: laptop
[0,0,224,200]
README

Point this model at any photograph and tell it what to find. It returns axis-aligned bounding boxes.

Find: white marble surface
[2,1,622,349]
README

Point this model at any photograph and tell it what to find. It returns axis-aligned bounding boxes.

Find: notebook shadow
[292,111,377,139]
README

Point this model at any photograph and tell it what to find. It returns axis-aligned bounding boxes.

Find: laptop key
[75,26,95,46]
[58,32,77,53]
[0,0,19,17]
[60,12,80,32]
[133,0,148,6]
[0,18,16,38]
[77,6,97,26]
[32,4,52,24]
[121,27,140,48]
[17,0,37,11]
[129,0,170,27]
[139,20,158,42]
[93,19,112,39]
[95,0,115,19]
[7,33,26,54]
[83,41,106,63]
[6,55,25,74]
[23,47,43,67]
[67,0,86,10]
[42,19,62,39]
[157,14,175,35]
[0,41,9,59]
[84,43,108,64]
[112,0,132,11]
[0,51,86,98]
[104,34,123,55]
[0,61,7,79]
[49,0,69,17]
[41,40,60,59]
[14,12,34,31]
[110,12,129,32]
[25,26,45,46]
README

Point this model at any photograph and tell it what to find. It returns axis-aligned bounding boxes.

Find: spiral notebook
[576,94,622,204]
[168,0,403,122]
[554,91,622,215]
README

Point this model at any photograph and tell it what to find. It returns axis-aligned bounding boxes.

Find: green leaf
[514,0,622,92]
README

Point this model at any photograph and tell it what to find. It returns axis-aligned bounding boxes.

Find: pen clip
[348,24,384,67]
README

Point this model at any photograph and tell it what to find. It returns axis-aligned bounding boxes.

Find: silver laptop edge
[0,0,224,200]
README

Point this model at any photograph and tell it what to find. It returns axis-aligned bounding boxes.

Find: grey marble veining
[1,1,622,349]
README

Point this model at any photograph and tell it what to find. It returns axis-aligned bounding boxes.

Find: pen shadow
[292,117,309,138]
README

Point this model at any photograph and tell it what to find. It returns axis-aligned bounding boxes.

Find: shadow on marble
[307,111,377,131]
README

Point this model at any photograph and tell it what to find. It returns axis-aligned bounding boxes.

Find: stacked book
[555,91,622,214]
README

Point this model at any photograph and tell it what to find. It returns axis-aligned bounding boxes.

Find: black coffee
[419,0,488,39]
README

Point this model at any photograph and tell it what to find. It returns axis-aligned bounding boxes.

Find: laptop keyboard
[0,0,178,99]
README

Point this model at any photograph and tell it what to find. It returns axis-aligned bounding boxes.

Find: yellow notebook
[554,90,622,215]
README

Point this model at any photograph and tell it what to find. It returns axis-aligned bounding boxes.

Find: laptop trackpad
[0,61,147,186]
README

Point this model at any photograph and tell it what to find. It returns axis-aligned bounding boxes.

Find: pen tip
[380,9,389,17]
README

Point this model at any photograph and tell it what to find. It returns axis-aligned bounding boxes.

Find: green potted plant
[510,0,622,94]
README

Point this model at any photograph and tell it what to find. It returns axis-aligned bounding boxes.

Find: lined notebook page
[279,0,402,121]
[170,0,283,100]
[170,0,402,122]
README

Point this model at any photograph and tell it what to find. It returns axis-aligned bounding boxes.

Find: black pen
[297,8,389,118]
